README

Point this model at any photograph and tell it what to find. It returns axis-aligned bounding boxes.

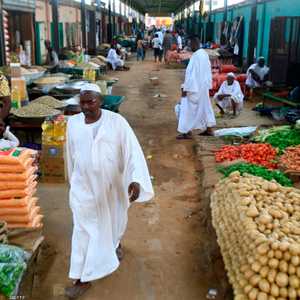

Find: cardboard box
[40,144,67,183]
[42,144,64,158]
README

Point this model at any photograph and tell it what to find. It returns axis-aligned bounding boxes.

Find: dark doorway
[269,17,300,86]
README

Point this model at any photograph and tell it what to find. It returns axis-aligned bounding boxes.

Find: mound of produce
[280,146,300,172]
[218,163,292,187]
[12,102,60,118]
[211,172,300,300]
[215,144,277,169]
[31,96,66,109]
[252,126,300,152]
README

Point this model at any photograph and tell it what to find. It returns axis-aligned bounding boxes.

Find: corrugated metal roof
[131,0,194,15]
[3,0,35,12]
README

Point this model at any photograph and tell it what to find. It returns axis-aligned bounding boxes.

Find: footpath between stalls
[194,97,300,299]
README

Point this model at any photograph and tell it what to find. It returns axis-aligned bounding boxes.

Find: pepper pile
[218,163,292,187]
[214,145,240,162]
[280,146,300,172]
[215,143,277,169]
[252,126,300,153]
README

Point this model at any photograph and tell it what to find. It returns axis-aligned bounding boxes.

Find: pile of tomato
[215,143,277,169]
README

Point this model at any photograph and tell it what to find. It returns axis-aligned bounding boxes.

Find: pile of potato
[211,171,300,300]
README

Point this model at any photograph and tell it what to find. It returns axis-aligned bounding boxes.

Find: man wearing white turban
[214,72,244,117]
[65,83,154,298]
[107,44,125,70]
[176,37,216,139]
[246,57,270,89]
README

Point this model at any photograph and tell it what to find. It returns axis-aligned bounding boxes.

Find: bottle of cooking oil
[41,117,54,145]
[53,115,66,144]
[11,86,21,109]
[91,69,96,82]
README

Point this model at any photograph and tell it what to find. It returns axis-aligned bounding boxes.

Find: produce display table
[0,230,44,299]
[57,66,106,78]
[263,92,300,108]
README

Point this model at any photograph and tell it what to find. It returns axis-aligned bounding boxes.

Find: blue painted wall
[180,0,300,62]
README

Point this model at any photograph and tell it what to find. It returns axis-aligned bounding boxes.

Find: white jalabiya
[177,36,183,50]
[178,49,216,134]
[0,129,19,148]
[107,48,124,70]
[214,80,244,113]
[246,63,270,88]
[66,110,154,282]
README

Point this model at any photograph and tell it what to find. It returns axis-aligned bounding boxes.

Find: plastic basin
[101,95,125,112]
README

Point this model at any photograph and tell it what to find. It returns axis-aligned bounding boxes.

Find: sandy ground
[33,54,274,300]
[33,57,208,300]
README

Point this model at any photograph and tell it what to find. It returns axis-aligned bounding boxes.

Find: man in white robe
[65,83,154,298]
[246,57,270,89]
[107,45,125,70]
[176,37,216,139]
[214,72,244,117]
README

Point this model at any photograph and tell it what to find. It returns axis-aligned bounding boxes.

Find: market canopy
[132,0,192,16]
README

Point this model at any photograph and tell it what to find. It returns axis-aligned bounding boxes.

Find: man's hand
[128,182,140,202]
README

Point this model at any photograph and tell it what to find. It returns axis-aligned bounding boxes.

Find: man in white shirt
[246,57,270,88]
[152,33,163,63]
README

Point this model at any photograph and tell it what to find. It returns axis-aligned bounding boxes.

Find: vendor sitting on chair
[214,72,244,117]
[246,57,271,90]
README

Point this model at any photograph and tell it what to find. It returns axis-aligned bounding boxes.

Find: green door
[51,22,64,49]
[35,22,41,65]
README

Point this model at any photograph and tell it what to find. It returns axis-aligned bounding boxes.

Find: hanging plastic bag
[0,244,30,297]
[234,43,239,55]
[0,262,27,297]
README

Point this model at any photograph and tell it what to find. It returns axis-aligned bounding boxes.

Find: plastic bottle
[41,117,54,145]
[53,115,66,144]
[11,86,20,109]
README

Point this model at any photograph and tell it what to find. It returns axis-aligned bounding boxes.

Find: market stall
[199,123,300,299]
[0,146,45,299]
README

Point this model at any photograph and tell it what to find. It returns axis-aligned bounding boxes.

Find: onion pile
[211,172,300,300]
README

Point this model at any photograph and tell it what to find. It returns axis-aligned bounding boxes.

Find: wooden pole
[223,0,227,22]
[247,0,258,65]
[51,0,60,53]
[0,0,6,65]
[81,0,87,49]
[108,0,112,42]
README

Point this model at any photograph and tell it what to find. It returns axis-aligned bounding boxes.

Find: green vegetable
[218,163,293,187]
[0,245,29,297]
[252,126,300,153]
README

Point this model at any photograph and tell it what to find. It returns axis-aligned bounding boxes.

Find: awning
[3,0,35,12]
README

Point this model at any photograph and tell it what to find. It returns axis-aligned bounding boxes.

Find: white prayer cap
[227,72,236,79]
[80,83,101,94]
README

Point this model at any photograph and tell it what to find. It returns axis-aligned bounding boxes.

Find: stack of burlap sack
[0,148,43,229]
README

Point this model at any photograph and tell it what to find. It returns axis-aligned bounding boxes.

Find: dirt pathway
[34,57,209,300]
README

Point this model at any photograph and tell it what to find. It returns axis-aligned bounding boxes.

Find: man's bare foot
[65,280,91,299]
